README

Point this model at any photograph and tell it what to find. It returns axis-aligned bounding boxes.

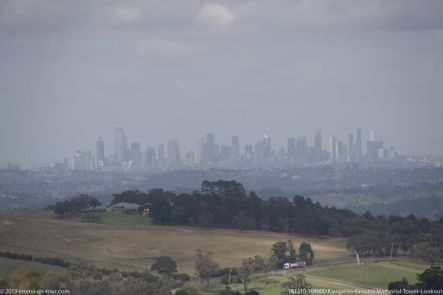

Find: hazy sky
[1,0,443,165]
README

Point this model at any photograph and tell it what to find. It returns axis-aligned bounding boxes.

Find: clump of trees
[0,251,70,268]
[346,215,443,262]
[151,256,177,277]
[281,274,311,295]
[49,194,101,218]
[110,180,442,262]
[388,266,443,292]
[110,181,365,235]
[270,241,314,267]
[41,259,172,295]
[194,249,220,287]
[0,259,173,294]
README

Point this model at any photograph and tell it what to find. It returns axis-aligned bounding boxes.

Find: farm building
[107,202,140,214]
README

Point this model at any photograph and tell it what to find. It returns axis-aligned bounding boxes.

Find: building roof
[109,202,140,210]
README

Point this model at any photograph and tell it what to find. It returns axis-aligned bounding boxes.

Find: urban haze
[1,0,443,167]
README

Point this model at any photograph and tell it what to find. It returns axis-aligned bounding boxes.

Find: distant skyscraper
[167,139,181,164]
[231,136,239,146]
[355,128,362,161]
[115,127,127,164]
[367,131,383,162]
[72,149,93,170]
[296,136,308,165]
[204,133,216,163]
[157,144,165,165]
[337,141,347,162]
[220,145,230,162]
[244,145,254,161]
[348,133,354,162]
[287,138,296,160]
[231,136,240,161]
[330,137,337,163]
[263,135,272,159]
[96,137,105,167]
[255,141,265,166]
[195,136,204,164]
[130,142,141,169]
[144,146,156,169]
[315,130,322,162]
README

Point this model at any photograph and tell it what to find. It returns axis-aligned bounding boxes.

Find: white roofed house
[107,202,140,214]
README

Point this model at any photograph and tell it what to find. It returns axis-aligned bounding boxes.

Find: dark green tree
[272,241,289,263]
[287,240,297,262]
[194,249,219,287]
[416,266,443,290]
[388,277,412,294]
[299,242,314,265]
[150,199,172,225]
[150,256,177,277]
[238,257,255,291]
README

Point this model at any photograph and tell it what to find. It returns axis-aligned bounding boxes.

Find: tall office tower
[330,137,337,163]
[296,136,308,165]
[337,141,347,162]
[203,133,216,163]
[231,136,240,161]
[220,145,230,162]
[263,135,272,159]
[157,144,165,165]
[315,130,322,162]
[287,138,296,160]
[96,137,105,167]
[144,146,156,169]
[255,141,265,166]
[185,151,195,165]
[244,145,254,161]
[115,127,127,164]
[72,149,93,170]
[355,128,362,161]
[167,139,181,164]
[195,136,204,164]
[348,133,354,162]
[130,142,141,169]
[366,131,383,162]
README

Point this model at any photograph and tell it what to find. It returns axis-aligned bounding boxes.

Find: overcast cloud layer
[1,0,443,165]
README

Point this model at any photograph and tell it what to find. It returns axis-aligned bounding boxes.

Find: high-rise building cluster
[62,127,400,171]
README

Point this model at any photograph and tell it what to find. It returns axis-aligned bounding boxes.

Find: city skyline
[52,126,404,171]
[1,1,443,165]
[0,124,433,167]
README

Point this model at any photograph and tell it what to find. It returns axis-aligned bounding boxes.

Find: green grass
[0,257,64,282]
[0,210,436,293]
[305,260,430,288]
[96,212,151,225]
[0,210,348,274]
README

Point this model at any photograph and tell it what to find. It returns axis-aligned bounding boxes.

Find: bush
[33,256,71,268]
[81,213,103,223]
[98,268,113,275]
[0,251,33,261]
[176,287,202,295]
[212,267,235,277]
[171,272,190,282]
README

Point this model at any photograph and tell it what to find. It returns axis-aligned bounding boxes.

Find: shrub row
[0,251,71,268]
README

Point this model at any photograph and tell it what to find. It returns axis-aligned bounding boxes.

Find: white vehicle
[283,261,307,270]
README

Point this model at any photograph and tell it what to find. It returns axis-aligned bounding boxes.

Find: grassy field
[0,210,434,293]
[94,212,151,225]
[0,257,64,282]
[0,210,348,274]
[304,260,429,288]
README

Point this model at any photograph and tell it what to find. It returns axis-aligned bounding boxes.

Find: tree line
[109,180,443,261]
[50,180,443,262]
